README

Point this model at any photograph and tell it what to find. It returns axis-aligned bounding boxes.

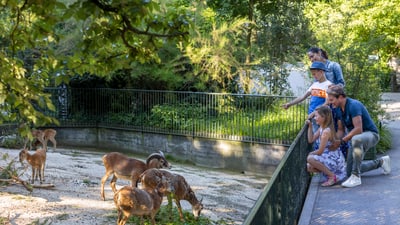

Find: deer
[18,147,47,184]
[113,172,173,225]
[100,151,171,201]
[139,168,203,221]
[24,128,57,150]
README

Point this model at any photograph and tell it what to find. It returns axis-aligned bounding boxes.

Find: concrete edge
[298,174,320,225]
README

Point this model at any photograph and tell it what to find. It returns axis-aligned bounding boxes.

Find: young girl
[306,105,346,186]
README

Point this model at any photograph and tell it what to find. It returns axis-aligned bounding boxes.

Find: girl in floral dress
[306,105,346,186]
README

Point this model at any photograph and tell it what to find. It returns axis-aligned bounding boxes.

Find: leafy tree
[304,0,400,120]
[0,0,192,136]
[205,0,315,94]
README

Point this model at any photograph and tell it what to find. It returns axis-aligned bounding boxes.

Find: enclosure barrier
[243,124,312,225]
[44,88,309,145]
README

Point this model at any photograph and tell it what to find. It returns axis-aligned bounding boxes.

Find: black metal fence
[243,124,312,225]
[44,88,309,145]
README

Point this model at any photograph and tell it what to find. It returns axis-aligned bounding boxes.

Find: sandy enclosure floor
[0,147,269,225]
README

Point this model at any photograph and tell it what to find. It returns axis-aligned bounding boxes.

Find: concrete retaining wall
[55,127,287,176]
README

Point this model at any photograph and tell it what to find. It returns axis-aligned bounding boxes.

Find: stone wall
[55,127,287,176]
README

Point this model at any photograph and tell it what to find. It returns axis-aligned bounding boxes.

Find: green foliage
[147,99,304,141]
[0,0,192,131]
[376,124,392,154]
[183,17,250,92]
[0,136,24,149]
[0,153,20,187]
[150,103,207,129]
[303,0,399,123]
[0,216,10,225]
[110,205,231,225]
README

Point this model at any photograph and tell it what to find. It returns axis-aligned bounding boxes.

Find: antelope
[100,151,171,201]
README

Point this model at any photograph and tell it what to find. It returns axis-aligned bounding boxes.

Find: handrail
[242,124,312,225]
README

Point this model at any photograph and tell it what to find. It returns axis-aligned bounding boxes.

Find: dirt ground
[0,147,269,225]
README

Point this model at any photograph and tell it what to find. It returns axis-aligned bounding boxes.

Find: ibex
[100,151,171,201]
[140,168,203,221]
[19,147,47,184]
[114,173,173,225]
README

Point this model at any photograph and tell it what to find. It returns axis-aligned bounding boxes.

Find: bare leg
[307,156,334,177]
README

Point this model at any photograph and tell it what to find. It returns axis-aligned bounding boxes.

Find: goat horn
[146,153,163,164]
[159,151,165,157]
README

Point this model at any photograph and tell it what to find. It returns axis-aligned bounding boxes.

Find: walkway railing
[243,124,312,225]
[44,88,309,145]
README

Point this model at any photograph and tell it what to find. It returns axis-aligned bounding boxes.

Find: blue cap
[310,61,326,71]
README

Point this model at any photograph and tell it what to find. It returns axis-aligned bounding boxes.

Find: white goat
[139,169,203,221]
[100,151,171,201]
[114,172,172,225]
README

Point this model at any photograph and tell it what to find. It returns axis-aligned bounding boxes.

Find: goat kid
[140,168,204,221]
[19,147,47,184]
[100,151,171,201]
[114,174,173,225]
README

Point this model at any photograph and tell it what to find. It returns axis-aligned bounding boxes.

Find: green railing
[44,88,309,145]
[0,124,18,137]
[243,124,312,225]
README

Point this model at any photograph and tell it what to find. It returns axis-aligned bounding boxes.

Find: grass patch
[109,205,232,225]
[0,216,10,225]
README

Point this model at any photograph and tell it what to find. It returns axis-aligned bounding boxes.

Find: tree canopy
[0,0,192,136]
[0,0,399,134]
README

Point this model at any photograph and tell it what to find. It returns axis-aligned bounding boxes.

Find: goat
[24,128,57,150]
[18,147,47,184]
[113,173,172,225]
[100,151,171,201]
[139,169,203,221]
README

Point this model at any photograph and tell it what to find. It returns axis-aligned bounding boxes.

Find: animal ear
[159,151,165,157]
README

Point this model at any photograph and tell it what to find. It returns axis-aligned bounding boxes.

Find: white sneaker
[381,155,391,175]
[341,174,361,188]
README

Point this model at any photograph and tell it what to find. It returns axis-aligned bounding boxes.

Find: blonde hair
[315,105,337,142]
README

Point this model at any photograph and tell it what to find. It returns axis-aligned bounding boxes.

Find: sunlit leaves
[303,0,398,120]
[0,0,192,128]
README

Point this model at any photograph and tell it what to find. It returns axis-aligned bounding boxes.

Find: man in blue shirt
[326,85,391,188]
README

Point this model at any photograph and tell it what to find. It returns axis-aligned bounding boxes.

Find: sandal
[321,175,337,187]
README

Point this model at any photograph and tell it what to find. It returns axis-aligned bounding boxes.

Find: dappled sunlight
[216,140,242,157]
[58,196,114,210]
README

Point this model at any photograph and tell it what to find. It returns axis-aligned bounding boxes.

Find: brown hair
[327,84,346,98]
[315,105,337,142]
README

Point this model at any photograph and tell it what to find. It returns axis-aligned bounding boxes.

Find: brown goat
[19,147,47,184]
[25,129,57,150]
[100,151,171,201]
[114,173,172,225]
[140,169,203,221]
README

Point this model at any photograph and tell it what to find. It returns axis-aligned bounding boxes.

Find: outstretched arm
[282,91,311,109]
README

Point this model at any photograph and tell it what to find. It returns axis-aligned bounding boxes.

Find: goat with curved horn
[100,151,171,201]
